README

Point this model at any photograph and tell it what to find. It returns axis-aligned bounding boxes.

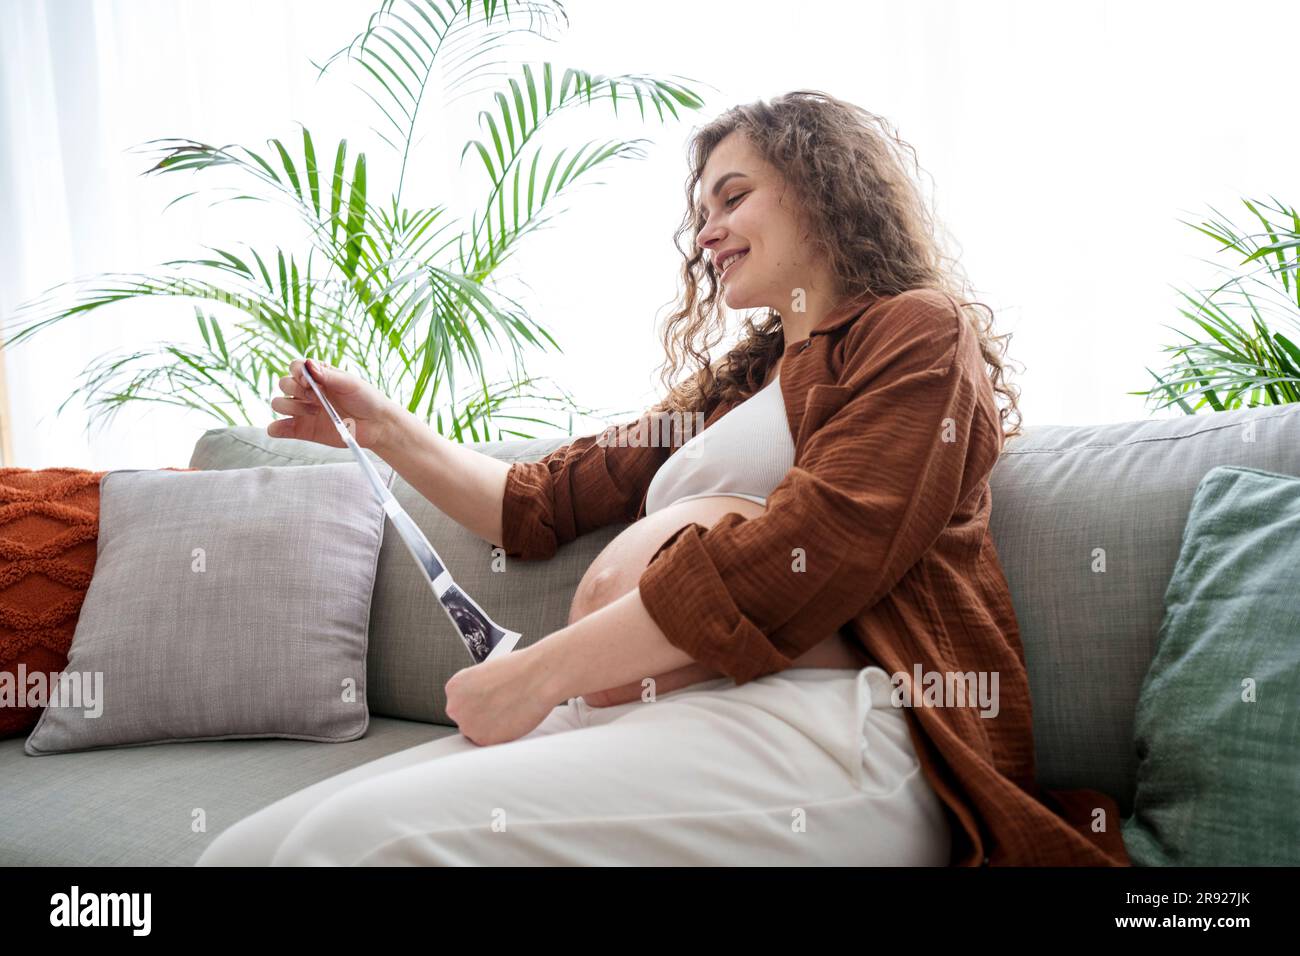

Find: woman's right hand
[268,358,402,452]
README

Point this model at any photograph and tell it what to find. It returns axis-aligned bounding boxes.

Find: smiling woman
[200,91,1127,869]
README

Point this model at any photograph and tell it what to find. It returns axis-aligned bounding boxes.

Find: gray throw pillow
[24,464,386,756]
[188,426,621,727]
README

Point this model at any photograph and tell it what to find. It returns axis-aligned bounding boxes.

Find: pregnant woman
[197,91,1129,867]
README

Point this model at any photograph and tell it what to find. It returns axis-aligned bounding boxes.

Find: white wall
[2,0,1296,468]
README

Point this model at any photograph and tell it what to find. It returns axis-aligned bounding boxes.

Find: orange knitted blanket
[0,468,107,738]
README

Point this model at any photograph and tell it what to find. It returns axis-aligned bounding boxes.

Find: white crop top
[644,373,795,516]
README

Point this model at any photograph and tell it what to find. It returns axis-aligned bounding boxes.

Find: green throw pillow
[1122,465,1300,865]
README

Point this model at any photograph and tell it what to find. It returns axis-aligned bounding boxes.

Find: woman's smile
[721,249,749,279]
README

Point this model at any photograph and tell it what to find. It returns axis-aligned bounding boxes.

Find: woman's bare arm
[521,585,700,705]
[274,358,512,549]
[372,407,512,548]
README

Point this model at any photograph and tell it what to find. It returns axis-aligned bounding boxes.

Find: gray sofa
[3,402,1297,866]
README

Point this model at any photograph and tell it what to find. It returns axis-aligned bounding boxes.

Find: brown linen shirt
[498,288,1131,867]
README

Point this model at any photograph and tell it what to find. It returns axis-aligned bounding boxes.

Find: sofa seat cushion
[0,717,456,866]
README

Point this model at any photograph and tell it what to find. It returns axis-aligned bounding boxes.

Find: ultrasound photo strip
[299,362,522,664]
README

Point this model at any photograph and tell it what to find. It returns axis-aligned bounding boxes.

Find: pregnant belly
[570,494,871,671]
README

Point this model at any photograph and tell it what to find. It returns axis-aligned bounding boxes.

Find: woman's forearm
[371,404,512,548]
[521,585,701,705]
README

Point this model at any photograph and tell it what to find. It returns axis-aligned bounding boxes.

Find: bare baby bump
[568,495,765,625]
[568,494,870,671]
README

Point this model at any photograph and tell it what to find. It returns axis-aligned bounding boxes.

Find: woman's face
[695,130,830,316]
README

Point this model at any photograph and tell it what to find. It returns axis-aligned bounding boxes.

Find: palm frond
[1137,197,1300,414]
[314,0,570,205]
[1,0,709,441]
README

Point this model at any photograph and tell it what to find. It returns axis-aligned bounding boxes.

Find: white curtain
[4,0,1298,469]
[0,0,377,469]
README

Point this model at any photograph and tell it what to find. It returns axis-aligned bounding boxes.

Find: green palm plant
[2,0,708,441]
[1133,195,1300,413]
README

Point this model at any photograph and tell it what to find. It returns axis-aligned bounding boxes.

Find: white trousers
[195,665,952,866]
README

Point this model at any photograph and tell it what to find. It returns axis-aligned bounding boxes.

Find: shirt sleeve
[497,409,674,560]
[636,291,1000,684]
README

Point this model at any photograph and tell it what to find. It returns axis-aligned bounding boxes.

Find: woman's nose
[697,226,725,254]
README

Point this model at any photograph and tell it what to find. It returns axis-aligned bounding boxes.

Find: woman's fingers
[266,416,295,439]
[270,395,319,417]
[288,359,317,393]
[270,360,331,442]
[277,374,315,401]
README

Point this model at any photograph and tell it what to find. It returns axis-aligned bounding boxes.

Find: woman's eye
[726,192,748,207]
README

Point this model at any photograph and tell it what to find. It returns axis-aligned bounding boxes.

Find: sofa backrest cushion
[989,403,1300,812]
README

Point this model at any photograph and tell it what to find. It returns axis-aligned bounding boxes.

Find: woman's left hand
[444,648,559,746]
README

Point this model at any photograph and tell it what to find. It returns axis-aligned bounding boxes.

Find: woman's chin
[721,283,749,309]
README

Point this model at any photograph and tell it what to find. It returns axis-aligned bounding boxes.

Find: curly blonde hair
[649,90,1023,445]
